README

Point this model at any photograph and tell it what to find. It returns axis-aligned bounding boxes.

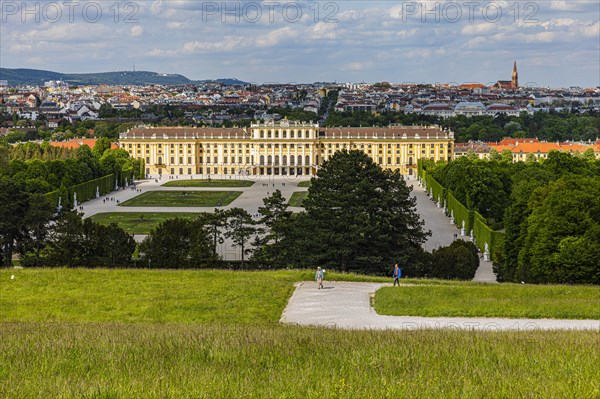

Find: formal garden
[119,191,242,207]
[162,179,255,187]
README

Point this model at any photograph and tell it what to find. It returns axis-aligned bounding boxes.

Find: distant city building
[119,122,454,177]
[494,61,519,90]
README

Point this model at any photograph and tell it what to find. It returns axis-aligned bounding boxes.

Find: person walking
[393,264,402,286]
[315,267,324,289]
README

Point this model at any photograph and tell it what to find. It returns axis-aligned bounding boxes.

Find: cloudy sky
[1,1,599,87]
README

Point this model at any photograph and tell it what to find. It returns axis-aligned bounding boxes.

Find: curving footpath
[280,281,600,331]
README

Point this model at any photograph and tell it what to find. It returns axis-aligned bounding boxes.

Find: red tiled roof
[49,138,118,149]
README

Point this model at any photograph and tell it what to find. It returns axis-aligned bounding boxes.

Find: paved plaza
[280,281,600,331]
[80,174,497,281]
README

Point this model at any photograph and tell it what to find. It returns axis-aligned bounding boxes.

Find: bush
[431,240,480,280]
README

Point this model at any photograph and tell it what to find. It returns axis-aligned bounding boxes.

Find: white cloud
[307,23,337,40]
[255,27,298,47]
[130,26,144,37]
[181,36,245,53]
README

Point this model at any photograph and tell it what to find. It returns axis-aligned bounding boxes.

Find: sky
[1,0,599,87]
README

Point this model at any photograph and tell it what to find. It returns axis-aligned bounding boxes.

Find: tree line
[0,138,144,195]
[423,152,600,284]
[324,109,599,143]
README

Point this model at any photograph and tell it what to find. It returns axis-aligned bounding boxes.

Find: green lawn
[297,180,312,187]
[119,191,241,207]
[0,269,597,398]
[91,212,204,234]
[0,269,386,324]
[163,179,255,187]
[375,283,600,319]
[288,191,308,206]
[0,323,596,398]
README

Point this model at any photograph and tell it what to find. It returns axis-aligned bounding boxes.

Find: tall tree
[17,193,54,266]
[197,210,228,261]
[45,210,86,267]
[0,178,29,266]
[253,190,293,268]
[225,208,258,268]
[299,150,428,274]
[140,218,216,269]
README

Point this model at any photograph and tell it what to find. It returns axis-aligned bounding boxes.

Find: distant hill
[213,78,249,86]
[0,68,248,86]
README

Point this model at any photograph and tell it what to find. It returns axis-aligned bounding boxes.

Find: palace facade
[118,121,454,177]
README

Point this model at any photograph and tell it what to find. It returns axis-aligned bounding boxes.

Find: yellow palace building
[118,121,454,177]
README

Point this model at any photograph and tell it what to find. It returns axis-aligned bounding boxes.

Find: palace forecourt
[119,121,454,177]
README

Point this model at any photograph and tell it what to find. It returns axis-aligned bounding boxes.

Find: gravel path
[280,281,600,331]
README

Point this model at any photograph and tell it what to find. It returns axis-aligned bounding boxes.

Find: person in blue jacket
[315,267,324,289]
[393,264,402,286]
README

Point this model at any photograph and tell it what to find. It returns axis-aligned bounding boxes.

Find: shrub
[431,240,480,280]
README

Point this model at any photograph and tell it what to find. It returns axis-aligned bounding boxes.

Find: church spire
[512,61,519,89]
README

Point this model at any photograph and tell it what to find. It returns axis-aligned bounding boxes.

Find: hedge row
[447,192,472,233]
[472,211,505,262]
[44,171,134,209]
[425,173,445,205]
[418,161,505,262]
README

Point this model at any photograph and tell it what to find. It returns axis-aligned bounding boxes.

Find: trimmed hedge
[44,172,134,209]
[419,158,505,262]
[447,192,472,232]
[425,173,445,206]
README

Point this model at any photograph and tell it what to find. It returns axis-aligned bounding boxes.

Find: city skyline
[1,1,599,87]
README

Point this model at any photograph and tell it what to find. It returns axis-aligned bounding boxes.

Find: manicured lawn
[297,180,312,187]
[119,191,241,207]
[374,283,600,319]
[91,212,204,234]
[163,179,255,187]
[288,191,308,206]
[0,323,596,398]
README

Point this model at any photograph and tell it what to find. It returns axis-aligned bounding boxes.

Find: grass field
[288,191,308,206]
[163,179,255,187]
[1,323,597,399]
[91,212,204,234]
[1,269,598,398]
[119,191,242,207]
[297,180,312,187]
[374,283,600,320]
[0,269,387,324]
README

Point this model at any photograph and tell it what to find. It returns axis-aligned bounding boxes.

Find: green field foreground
[162,179,255,187]
[1,323,597,399]
[119,191,242,207]
[1,269,598,398]
[91,212,204,234]
[375,284,600,320]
